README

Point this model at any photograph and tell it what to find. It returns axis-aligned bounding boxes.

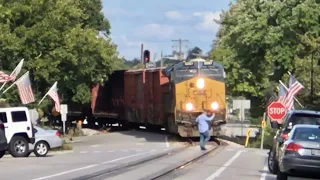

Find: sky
[102,0,231,60]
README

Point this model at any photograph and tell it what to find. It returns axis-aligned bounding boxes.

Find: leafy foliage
[0,0,120,105]
[211,0,320,117]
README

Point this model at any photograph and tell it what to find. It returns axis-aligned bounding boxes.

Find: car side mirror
[33,128,38,133]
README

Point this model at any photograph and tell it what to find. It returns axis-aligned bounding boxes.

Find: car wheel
[8,136,29,157]
[268,148,279,174]
[277,171,288,180]
[34,141,49,157]
[0,150,5,159]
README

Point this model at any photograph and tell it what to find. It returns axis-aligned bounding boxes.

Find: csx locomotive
[162,58,227,137]
[68,57,227,137]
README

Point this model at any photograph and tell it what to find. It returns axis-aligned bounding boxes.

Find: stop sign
[267,102,287,122]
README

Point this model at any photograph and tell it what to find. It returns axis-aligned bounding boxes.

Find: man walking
[195,109,215,150]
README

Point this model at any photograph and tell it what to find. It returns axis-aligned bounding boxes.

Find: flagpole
[37,93,49,106]
[1,71,28,95]
[38,81,57,106]
[0,59,24,91]
[279,80,303,107]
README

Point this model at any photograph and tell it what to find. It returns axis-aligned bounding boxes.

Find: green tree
[211,0,320,117]
[0,0,120,106]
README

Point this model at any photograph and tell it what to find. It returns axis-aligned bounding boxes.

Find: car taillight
[0,124,4,130]
[286,143,303,152]
[281,133,289,140]
[56,131,60,137]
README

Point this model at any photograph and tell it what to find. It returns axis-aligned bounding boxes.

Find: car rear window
[292,127,320,142]
[286,113,320,130]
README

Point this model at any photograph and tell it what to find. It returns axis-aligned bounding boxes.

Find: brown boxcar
[91,70,126,122]
[144,68,169,126]
[124,69,146,124]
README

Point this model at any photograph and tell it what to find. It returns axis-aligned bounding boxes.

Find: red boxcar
[124,69,146,124]
[91,70,126,121]
[144,68,169,126]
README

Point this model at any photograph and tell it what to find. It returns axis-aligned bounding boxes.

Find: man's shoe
[201,147,207,150]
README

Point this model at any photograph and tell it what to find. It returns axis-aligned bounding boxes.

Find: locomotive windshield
[167,60,225,82]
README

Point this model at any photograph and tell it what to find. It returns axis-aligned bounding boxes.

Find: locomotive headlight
[196,78,205,89]
[211,102,219,110]
[186,103,193,111]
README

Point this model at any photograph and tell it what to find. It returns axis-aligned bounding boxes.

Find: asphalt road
[0,130,182,180]
[1,129,319,180]
[165,146,319,180]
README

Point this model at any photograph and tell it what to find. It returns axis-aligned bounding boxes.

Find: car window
[285,113,320,130]
[11,111,27,122]
[0,112,7,123]
[292,127,320,142]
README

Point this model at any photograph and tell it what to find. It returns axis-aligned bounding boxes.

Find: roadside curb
[64,140,84,144]
[49,150,74,155]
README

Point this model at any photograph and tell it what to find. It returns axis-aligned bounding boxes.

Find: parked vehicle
[268,110,320,174]
[28,126,63,157]
[0,107,35,157]
[0,120,7,159]
[276,124,320,180]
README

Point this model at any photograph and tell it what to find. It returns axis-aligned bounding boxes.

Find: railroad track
[71,139,228,180]
[147,140,228,180]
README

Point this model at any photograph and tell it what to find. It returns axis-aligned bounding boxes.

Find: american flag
[284,75,304,110]
[47,82,60,112]
[11,59,24,80]
[265,92,277,108]
[0,71,14,83]
[15,71,35,104]
[278,83,287,104]
[0,59,24,91]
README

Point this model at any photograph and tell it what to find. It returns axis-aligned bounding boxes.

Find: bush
[0,99,10,107]
[51,140,73,151]
[249,123,276,149]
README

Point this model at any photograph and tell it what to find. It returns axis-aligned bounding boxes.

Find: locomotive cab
[163,58,227,137]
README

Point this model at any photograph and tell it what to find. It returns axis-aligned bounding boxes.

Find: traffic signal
[143,50,150,63]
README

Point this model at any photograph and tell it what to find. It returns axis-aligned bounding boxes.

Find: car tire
[268,148,279,174]
[34,141,49,157]
[277,171,288,180]
[0,150,5,159]
[8,136,29,157]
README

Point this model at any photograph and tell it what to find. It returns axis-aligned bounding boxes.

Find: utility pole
[160,51,163,67]
[311,53,314,103]
[140,44,144,65]
[171,39,189,61]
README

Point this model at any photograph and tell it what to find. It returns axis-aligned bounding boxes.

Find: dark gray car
[276,124,320,180]
[0,120,7,159]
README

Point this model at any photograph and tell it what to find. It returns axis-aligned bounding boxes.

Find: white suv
[0,107,35,157]
[0,120,7,159]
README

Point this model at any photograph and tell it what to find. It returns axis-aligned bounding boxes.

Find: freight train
[68,57,227,137]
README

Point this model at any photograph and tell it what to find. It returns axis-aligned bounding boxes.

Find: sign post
[233,99,251,136]
[267,102,287,123]
[60,104,68,135]
[245,128,251,147]
[260,112,266,149]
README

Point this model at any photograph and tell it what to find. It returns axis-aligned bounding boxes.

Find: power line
[171,39,189,60]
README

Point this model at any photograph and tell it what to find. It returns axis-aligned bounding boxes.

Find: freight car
[68,57,227,137]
